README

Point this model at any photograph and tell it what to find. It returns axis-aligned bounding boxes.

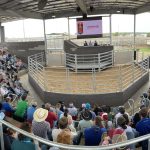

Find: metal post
[22,19,25,40]
[92,68,96,93]
[43,19,48,66]
[34,139,39,150]
[44,67,47,91]
[133,14,136,50]
[68,17,71,40]
[0,122,4,150]
[98,53,101,71]
[148,138,150,150]
[132,63,135,83]
[75,54,77,72]
[66,68,71,93]
[109,14,112,45]
[118,65,122,92]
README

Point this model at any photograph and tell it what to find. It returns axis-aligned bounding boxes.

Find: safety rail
[65,51,113,72]
[28,52,149,94]
[0,120,150,150]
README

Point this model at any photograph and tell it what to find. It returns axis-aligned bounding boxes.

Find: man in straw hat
[32,108,51,140]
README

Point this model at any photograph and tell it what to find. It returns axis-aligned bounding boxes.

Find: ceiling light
[117,10,121,13]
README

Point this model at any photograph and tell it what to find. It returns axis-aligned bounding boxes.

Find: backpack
[57,129,72,144]
[112,128,127,150]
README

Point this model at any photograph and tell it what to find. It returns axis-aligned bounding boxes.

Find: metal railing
[65,51,113,72]
[0,120,150,150]
[28,52,149,94]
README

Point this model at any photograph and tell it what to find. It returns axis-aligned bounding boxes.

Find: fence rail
[28,52,149,94]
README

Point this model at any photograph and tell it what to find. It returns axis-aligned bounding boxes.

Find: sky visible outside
[2,12,150,38]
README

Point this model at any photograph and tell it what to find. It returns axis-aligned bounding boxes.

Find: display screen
[77,17,102,39]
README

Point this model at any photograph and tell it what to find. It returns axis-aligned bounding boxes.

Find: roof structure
[0,0,150,22]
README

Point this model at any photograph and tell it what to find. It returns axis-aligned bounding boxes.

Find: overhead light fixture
[38,0,48,10]
[117,10,121,13]
[52,15,56,18]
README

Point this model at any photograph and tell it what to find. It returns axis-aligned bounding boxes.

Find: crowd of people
[0,49,150,150]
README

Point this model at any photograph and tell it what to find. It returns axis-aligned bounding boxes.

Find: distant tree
[113,32,119,36]
[147,33,150,37]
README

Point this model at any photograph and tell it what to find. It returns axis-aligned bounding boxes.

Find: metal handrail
[0,120,150,150]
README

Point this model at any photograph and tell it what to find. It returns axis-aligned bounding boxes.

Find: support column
[43,19,48,66]
[133,14,136,50]
[22,20,25,39]
[109,14,112,45]
[67,17,70,40]
[0,23,5,43]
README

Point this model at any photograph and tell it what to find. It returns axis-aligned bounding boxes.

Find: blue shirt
[27,106,36,121]
[84,125,107,146]
[2,102,14,112]
[136,118,150,136]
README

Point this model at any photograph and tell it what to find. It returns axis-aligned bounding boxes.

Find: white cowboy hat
[33,108,48,122]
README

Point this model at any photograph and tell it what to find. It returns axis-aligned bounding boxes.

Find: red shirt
[45,112,58,128]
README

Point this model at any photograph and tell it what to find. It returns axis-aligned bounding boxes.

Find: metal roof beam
[136,2,150,14]
[0,9,43,19]
[75,0,87,15]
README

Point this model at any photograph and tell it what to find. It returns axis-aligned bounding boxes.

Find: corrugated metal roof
[0,0,149,22]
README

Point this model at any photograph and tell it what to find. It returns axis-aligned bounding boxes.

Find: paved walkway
[20,74,43,107]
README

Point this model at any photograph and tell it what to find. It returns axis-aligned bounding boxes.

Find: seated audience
[55,103,63,119]
[115,106,129,125]
[84,41,88,46]
[94,41,98,46]
[32,108,51,139]
[78,109,93,134]
[13,94,28,122]
[45,103,58,129]
[27,101,37,124]
[2,96,14,117]
[136,107,150,150]
[60,108,76,132]
[68,103,77,120]
[84,116,107,146]
[11,123,36,150]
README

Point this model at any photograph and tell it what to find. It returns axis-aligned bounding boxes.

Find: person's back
[27,105,36,123]
[11,139,35,150]
[136,108,150,150]
[11,122,36,150]
[57,128,72,144]
[32,108,50,139]
[46,111,57,128]
[84,126,106,146]
[14,94,28,118]
[15,100,28,118]
[32,119,50,139]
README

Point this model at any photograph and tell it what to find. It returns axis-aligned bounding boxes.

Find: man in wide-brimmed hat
[32,108,51,139]
[78,109,93,134]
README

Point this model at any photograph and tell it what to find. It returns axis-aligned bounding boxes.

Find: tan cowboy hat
[33,108,48,122]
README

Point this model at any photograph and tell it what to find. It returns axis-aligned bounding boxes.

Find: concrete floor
[20,74,43,107]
